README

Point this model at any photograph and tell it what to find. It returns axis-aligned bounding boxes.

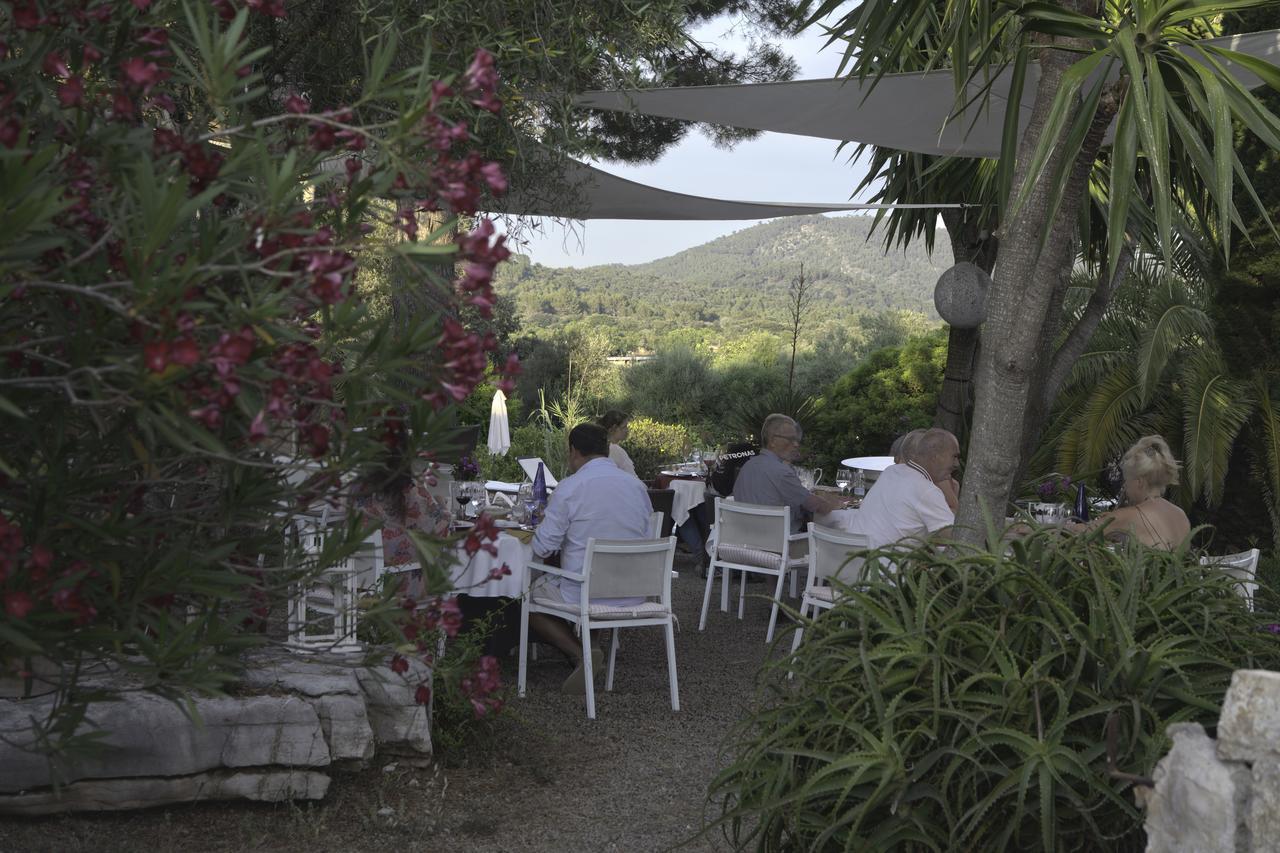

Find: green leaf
[1134,297,1212,405]
[1009,50,1108,224]
[1107,88,1138,279]
[1180,348,1255,506]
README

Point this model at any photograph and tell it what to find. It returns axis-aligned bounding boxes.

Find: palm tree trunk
[955,41,1110,539]
[934,212,998,442]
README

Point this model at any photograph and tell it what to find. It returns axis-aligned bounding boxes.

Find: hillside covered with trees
[494,215,950,351]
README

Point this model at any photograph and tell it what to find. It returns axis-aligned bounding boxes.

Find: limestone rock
[0,771,330,815]
[238,653,364,698]
[1250,757,1280,853]
[307,694,374,762]
[1218,670,1280,762]
[1143,722,1248,853]
[0,692,329,793]
[356,663,431,756]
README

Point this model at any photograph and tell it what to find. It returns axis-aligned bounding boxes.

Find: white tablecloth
[448,532,532,598]
[669,479,708,526]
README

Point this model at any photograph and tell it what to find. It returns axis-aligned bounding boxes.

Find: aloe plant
[710,527,1280,851]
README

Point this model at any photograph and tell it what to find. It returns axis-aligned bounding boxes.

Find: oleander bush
[0,0,517,754]
[711,527,1280,851]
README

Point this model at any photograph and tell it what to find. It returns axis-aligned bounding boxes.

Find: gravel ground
[0,556,788,853]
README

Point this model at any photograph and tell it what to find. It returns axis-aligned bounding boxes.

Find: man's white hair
[761,413,799,447]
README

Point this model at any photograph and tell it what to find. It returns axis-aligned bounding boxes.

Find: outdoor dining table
[447,528,533,598]
[666,478,709,526]
[840,455,895,472]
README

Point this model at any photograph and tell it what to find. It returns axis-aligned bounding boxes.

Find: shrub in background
[475,422,543,483]
[624,347,718,426]
[711,528,1280,851]
[624,417,696,480]
[806,332,946,472]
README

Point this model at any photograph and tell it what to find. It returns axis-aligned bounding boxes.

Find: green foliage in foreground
[710,529,1280,851]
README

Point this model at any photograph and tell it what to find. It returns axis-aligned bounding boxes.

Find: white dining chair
[648,510,664,539]
[699,498,807,643]
[790,523,871,654]
[1200,548,1262,610]
[518,536,679,720]
[285,515,362,654]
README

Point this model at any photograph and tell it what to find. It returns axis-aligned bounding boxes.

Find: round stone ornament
[934,262,991,329]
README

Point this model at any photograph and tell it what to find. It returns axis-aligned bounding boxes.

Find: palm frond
[1075,363,1146,474]
[1179,347,1255,507]
[1134,286,1213,405]
[1251,377,1280,548]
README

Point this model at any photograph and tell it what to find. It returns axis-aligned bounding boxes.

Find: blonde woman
[1077,435,1190,549]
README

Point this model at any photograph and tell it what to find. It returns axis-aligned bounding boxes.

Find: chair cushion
[716,545,783,569]
[532,596,672,620]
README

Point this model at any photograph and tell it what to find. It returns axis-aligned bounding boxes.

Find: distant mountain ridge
[494,215,952,341]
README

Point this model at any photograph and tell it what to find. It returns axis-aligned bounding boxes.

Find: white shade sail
[574,31,1280,159]
[484,156,964,220]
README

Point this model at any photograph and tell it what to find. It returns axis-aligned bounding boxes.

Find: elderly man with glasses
[732,413,845,534]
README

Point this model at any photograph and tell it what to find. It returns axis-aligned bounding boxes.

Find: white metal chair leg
[790,600,808,656]
[765,571,787,643]
[738,570,747,619]
[517,601,530,697]
[720,566,730,612]
[665,621,680,711]
[583,628,597,720]
[699,563,717,631]
[605,628,620,692]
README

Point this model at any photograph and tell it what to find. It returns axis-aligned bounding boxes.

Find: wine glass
[518,482,535,524]
[467,482,485,518]
[836,467,854,496]
[451,481,470,521]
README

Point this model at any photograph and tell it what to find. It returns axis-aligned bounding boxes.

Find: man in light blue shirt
[530,423,652,693]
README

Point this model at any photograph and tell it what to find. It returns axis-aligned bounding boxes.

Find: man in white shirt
[529,422,652,693]
[853,428,960,549]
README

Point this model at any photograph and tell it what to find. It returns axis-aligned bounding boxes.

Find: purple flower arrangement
[457,454,481,480]
[1036,475,1074,502]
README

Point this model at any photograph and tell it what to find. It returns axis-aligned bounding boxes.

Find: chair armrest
[527,562,584,582]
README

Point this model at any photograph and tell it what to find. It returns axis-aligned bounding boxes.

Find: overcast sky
[507,17,877,269]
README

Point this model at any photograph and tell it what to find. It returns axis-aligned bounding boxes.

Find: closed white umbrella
[487,389,511,456]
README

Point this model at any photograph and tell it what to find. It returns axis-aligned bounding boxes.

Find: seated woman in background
[354,449,450,596]
[599,409,637,477]
[1076,435,1190,549]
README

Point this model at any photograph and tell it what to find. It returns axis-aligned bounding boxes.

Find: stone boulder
[1143,723,1250,853]
[0,648,429,814]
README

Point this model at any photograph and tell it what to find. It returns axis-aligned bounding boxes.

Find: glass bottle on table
[1073,482,1090,522]
[852,470,866,501]
[532,462,547,523]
